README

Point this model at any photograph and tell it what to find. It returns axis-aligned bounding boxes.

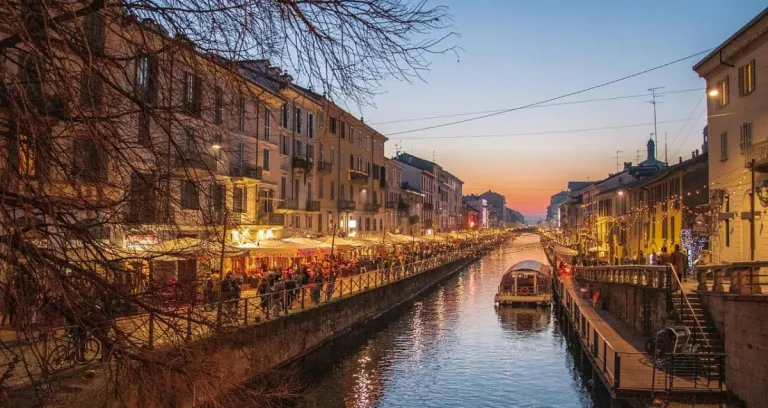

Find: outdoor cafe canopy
[313,236,368,249]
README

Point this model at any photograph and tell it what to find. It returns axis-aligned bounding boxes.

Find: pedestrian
[271,277,285,317]
[257,277,270,314]
[636,250,645,265]
[203,274,214,309]
[311,271,324,305]
[671,244,686,283]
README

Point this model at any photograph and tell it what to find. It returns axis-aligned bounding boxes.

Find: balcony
[385,201,398,209]
[230,164,263,180]
[424,202,434,211]
[363,202,381,213]
[277,197,300,212]
[349,170,369,184]
[397,200,410,214]
[124,205,173,224]
[174,152,217,171]
[317,161,333,174]
[257,212,285,226]
[292,155,314,172]
[305,200,321,212]
[746,140,768,172]
[339,200,356,211]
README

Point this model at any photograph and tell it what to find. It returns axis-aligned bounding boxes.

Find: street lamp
[617,190,624,196]
[707,89,719,97]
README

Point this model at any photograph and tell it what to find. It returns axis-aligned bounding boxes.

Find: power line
[385,48,714,136]
[395,118,696,140]
[369,88,703,126]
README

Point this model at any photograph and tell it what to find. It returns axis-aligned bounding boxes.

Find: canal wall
[574,279,670,336]
[70,256,479,408]
[697,292,768,408]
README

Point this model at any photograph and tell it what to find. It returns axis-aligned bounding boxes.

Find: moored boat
[494,260,552,306]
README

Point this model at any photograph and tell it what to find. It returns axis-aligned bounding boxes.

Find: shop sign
[693,214,708,236]
[125,234,158,247]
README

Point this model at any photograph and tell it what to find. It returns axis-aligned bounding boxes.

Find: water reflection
[496,306,551,335]
[287,237,604,408]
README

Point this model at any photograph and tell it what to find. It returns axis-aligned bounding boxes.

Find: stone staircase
[669,292,725,381]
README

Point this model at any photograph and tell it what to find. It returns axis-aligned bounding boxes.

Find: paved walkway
[559,276,719,395]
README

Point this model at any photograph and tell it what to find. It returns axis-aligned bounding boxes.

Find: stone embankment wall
[73,257,477,408]
[574,279,670,336]
[698,292,768,408]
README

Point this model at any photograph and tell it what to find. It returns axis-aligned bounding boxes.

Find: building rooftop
[693,7,768,72]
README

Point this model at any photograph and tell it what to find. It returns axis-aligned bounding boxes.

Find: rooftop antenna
[664,132,668,165]
[647,86,665,159]
[636,149,642,163]
[432,150,435,163]
[615,150,623,173]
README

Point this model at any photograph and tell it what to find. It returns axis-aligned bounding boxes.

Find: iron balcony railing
[230,164,263,180]
[339,199,356,211]
[317,161,333,174]
[257,212,285,226]
[305,200,321,212]
[277,197,300,211]
[745,139,768,171]
[174,152,218,171]
[349,170,369,184]
[385,201,398,209]
[363,202,380,213]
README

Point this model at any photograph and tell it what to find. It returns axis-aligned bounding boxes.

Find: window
[281,103,289,128]
[340,184,345,201]
[237,96,245,132]
[235,141,245,166]
[740,122,752,154]
[135,54,155,102]
[280,177,287,198]
[349,126,354,142]
[280,135,289,155]
[330,117,337,134]
[670,216,676,244]
[306,144,314,162]
[724,196,730,247]
[350,154,354,169]
[295,140,303,157]
[738,59,756,96]
[295,107,302,133]
[81,69,103,108]
[233,185,247,214]
[183,72,201,116]
[330,181,336,200]
[340,122,346,139]
[716,76,729,108]
[319,178,324,199]
[84,12,105,55]
[72,139,109,181]
[211,184,225,212]
[308,113,314,138]
[720,132,728,161]
[263,149,270,171]
[213,85,223,124]
[138,111,150,146]
[181,181,200,209]
[263,106,270,140]
[331,147,335,165]
[366,135,369,151]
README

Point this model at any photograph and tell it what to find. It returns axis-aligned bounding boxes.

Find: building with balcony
[693,8,768,262]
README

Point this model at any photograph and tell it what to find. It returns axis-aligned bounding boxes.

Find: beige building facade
[694,9,768,262]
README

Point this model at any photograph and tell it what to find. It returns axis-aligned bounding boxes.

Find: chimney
[279,71,293,84]
[695,149,699,157]
[623,162,632,170]
[268,66,282,78]
[679,157,683,164]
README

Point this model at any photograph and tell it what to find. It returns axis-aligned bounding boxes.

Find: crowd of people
[199,235,506,317]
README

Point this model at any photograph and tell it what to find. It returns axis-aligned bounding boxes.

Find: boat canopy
[554,245,578,257]
[508,260,551,275]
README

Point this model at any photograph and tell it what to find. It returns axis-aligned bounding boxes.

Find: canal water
[290,234,608,408]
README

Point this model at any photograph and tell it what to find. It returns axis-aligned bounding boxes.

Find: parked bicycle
[46,328,101,370]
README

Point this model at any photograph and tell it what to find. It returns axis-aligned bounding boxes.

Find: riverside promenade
[544,241,729,405]
[4,233,509,408]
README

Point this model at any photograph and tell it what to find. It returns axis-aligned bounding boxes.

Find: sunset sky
[361,1,767,219]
